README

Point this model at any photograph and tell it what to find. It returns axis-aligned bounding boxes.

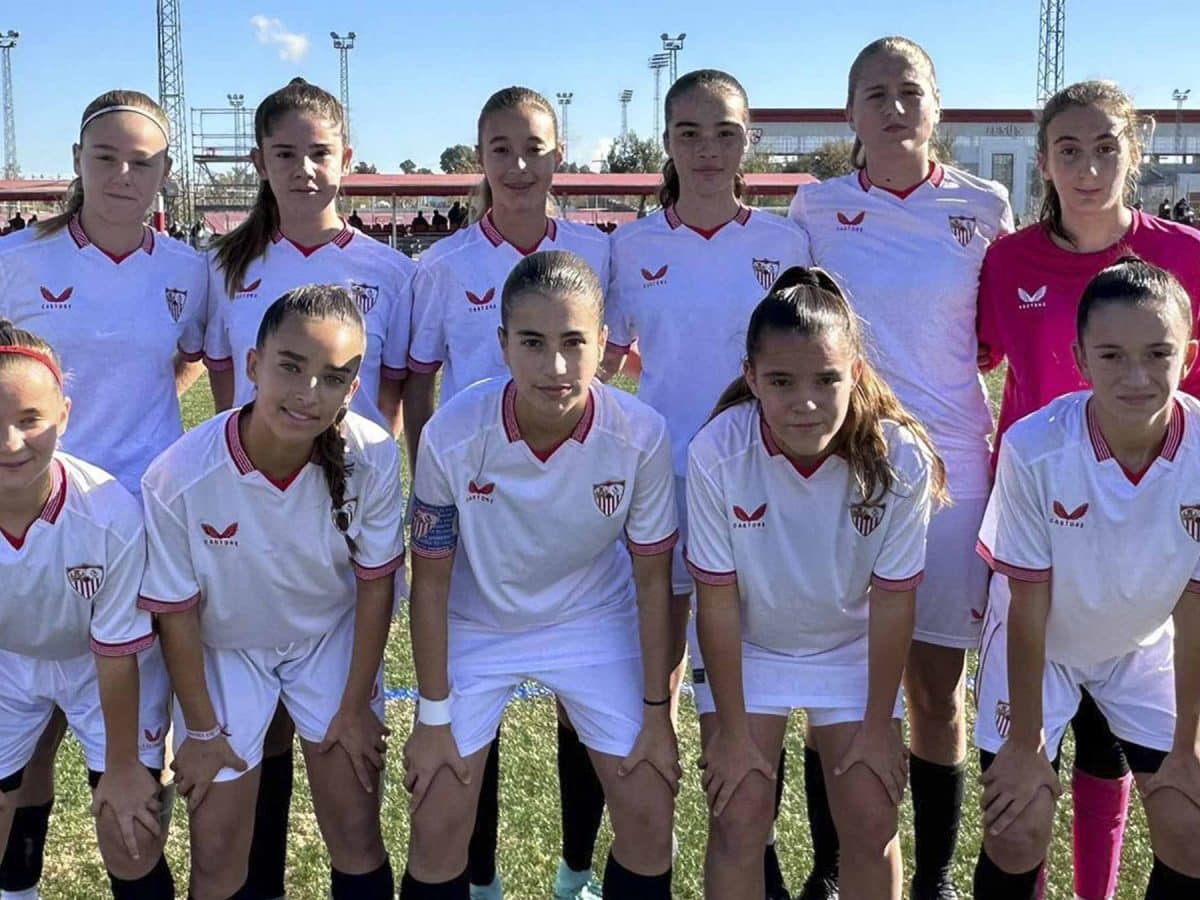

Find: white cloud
[250,15,311,63]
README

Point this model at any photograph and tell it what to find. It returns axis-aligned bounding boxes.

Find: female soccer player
[0,89,207,900]
[976,80,1200,900]
[0,323,173,898]
[603,69,811,898]
[404,86,612,900]
[139,286,404,900]
[691,267,943,900]
[788,36,1012,898]
[401,250,679,900]
[973,257,1200,899]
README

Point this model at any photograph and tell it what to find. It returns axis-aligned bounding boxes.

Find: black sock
[231,748,293,900]
[602,852,671,900]
[399,867,469,899]
[972,848,1040,900]
[559,720,605,873]
[803,746,838,881]
[331,858,394,900]
[108,854,174,899]
[468,735,500,886]
[1146,857,1200,899]
[764,746,786,892]
[0,800,52,890]
[910,754,966,890]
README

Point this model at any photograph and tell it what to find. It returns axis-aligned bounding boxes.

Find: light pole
[556,91,573,164]
[330,31,356,145]
[1,30,18,180]
[649,54,669,146]
[660,32,686,85]
[226,93,245,160]
[619,90,633,139]
[1173,88,1191,160]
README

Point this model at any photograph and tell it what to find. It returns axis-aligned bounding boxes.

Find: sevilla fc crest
[849,501,885,537]
[411,506,438,541]
[1181,505,1200,542]
[66,564,105,599]
[164,288,187,323]
[948,215,977,247]
[752,257,781,290]
[994,700,1012,739]
[333,497,359,531]
[350,282,379,315]
[592,480,626,517]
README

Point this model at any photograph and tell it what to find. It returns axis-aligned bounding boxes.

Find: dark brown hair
[499,250,604,329]
[845,37,941,170]
[0,320,64,391]
[659,69,749,208]
[1076,255,1192,345]
[471,86,559,223]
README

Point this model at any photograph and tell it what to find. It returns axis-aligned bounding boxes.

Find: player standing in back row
[789,36,1012,900]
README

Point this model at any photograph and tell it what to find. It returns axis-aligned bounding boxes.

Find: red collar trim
[1086,397,1184,481]
[224,409,316,487]
[857,162,944,199]
[0,459,65,547]
[68,215,155,261]
[479,212,557,255]
[501,380,596,453]
[759,413,833,478]
[664,204,752,237]
[270,222,355,257]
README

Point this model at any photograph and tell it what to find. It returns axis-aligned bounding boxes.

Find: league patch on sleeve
[410,498,459,557]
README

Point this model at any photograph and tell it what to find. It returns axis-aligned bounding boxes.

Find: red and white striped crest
[593,480,626,517]
[948,215,977,247]
[849,502,885,537]
[1181,505,1200,542]
[66,564,105,600]
[994,701,1011,739]
[411,507,438,541]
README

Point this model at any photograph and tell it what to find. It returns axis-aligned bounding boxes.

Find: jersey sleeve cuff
[406,355,442,375]
[627,529,679,557]
[203,354,233,372]
[352,553,405,581]
[176,344,204,363]
[871,571,924,592]
[1187,578,1200,594]
[605,339,632,353]
[975,540,1051,583]
[90,632,156,657]
[137,592,201,613]
[380,364,409,381]
[685,554,737,586]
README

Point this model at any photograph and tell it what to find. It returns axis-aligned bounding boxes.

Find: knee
[322,799,385,868]
[608,792,673,863]
[409,805,472,873]
[190,823,250,894]
[906,672,963,725]
[707,785,773,864]
[982,805,1053,873]
[1148,793,1200,875]
[835,793,898,861]
[96,812,162,880]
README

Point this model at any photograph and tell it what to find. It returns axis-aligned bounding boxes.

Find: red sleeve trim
[137,592,201,613]
[976,539,1051,583]
[203,355,233,372]
[353,553,404,581]
[411,544,456,560]
[406,355,442,375]
[380,364,409,381]
[685,555,737,586]
[605,340,632,353]
[871,571,925,592]
[91,631,156,657]
[176,344,204,363]
[627,529,679,557]
[1187,578,1200,594]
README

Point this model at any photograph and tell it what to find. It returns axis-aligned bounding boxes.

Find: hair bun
[288,76,308,86]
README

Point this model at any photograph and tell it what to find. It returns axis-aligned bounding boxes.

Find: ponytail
[213,182,281,296]
[659,70,749,209]
[314,411,356,550]
[35,180,86,238]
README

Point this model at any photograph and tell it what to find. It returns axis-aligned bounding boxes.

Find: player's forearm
[631,551,674,703]
[402,372,436,474]
[340,574,395,709]
[599,344,628,383]
[208,367,235,412]
[410,556,452,700]
[1171,590,1200,753]
[174,355,205,397]
[696,584,748,734]
[157,606,220,731]
[94,653,141,768]
[1007,579,1051,748]
[864,587,915,728]
[377,376,405,440]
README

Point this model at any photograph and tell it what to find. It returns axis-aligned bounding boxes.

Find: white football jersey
[790,165,1013,499]
[979,391,1200,667]
[0,219,208,494]
[686,402,931,655]
[607,206,812,475]
[139,408,405,650]
[410,378,677,658]
[408,214,611,403]
[203,224,414,430]
[0,453,152,660]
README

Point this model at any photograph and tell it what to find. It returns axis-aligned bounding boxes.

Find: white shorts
[687,619,904,727]
[0,645,169,779]
[671,475,692,597]
[174,608,385,783]
[448,616,645,758]
[913,495,990,648]
[974,575,1176,757]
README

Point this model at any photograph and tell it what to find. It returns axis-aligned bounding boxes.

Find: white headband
[80,105,169,141]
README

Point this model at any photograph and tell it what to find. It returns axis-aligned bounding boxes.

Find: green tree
[399,159,418,174]
[797,139,856,181]
[440,144,481,174]
[352,161,378,174]
[604,132,665,174]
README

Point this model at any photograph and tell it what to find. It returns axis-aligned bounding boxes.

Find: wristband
[418,694,452,726]
[186,724,226,742]
[643,696,671,707]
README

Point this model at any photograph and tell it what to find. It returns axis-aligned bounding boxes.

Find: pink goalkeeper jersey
[977,210,1200,463]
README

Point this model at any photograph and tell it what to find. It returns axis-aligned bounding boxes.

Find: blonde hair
[471,86,559,223]
[1037,81,1144,248]
[710,267,949,507]
[37,90,170,238]
[846,37,941,170]
[659,69,748,207]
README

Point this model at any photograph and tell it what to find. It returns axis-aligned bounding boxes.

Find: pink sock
[1072,769,1133,900]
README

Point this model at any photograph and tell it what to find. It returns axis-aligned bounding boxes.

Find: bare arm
[157,605,219,732]
[174,354,205,398]
[94,654,141,769]
[1172,589,1200,753]
[696,580,747,736]
[402,371,437,476]
[410,552,453,702]
[864,586,915,728]
[377,378,406,440]
[631,550,674,704]
[1006,578,1051,751]
[340,574,395,709]
[208,368,235,412]
[599,344,629,384]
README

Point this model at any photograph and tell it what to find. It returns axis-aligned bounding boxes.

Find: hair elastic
[80,105,170,141]
[0,347,63,388]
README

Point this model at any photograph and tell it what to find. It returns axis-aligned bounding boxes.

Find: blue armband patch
[410,498,459,557]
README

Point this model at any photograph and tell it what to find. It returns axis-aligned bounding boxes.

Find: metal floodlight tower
[1036,0,1065,105]
[556,92,573,162]
[619,90,633,138]
[0,30,17,180]
[227,93,245,162]
[660,32,686,86]
[157,0,192,221]
[1173,89,1192,158]
[330,32,356,145]
[649,54,670,146]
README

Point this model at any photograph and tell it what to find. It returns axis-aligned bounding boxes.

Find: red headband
[0,346,63,388]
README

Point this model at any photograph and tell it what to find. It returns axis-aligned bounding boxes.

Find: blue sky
[3,1,1195,177]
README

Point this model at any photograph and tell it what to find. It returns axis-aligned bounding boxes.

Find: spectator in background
[7,211,25,231]
[348,208,365,230]
[1159,197,1173,219]
[447,200,466,230]
[431,208,448,231]
[411,209,429,232]
[1175,196,1195,227]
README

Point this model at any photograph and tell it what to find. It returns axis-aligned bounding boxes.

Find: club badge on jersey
[752,257,781,289]
[948,215,977,247]
[165,288,188,323]
[592,480,626,517]
[1181,504,1200,542]
[66,564,105,600]
[849,501,885,537]
[350,282,379,315]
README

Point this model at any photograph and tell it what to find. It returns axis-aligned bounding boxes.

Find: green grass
[35,371,1157,898]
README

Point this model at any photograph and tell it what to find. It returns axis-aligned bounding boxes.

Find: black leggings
[1070,688,1132,779]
